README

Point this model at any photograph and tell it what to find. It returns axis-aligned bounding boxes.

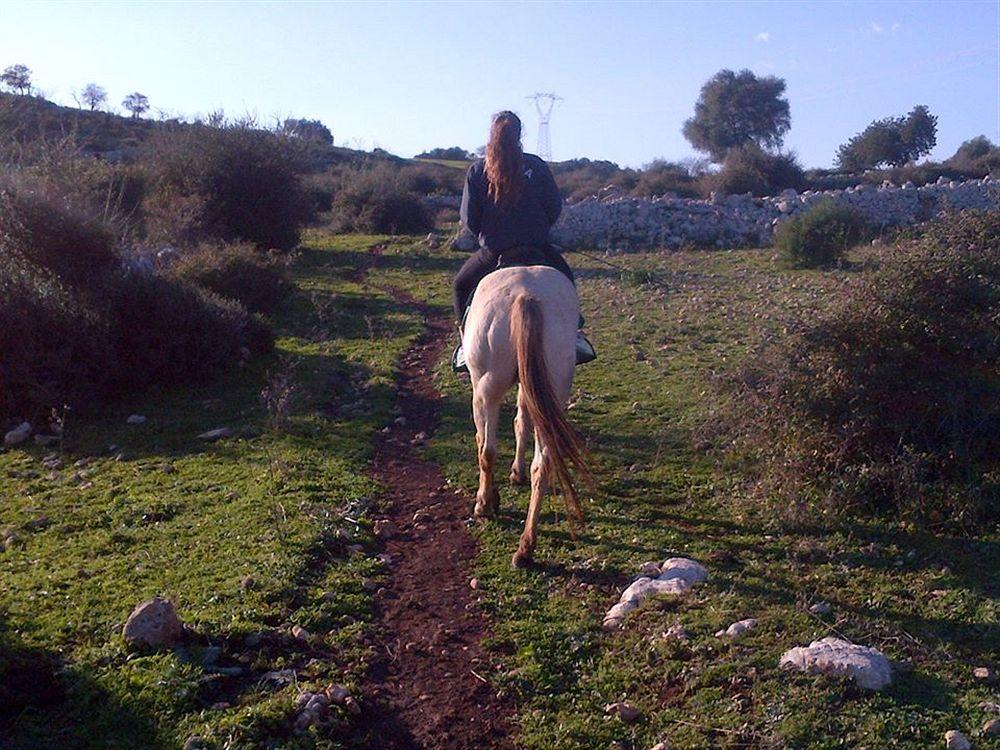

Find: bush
[774,199,869,268]
[106,272,273,390]
[711,210,1000,528]
[631,160,699,198]
[144,125,311,250]
[328,165,432,234]
[0,254,113,419]
[166,241,293,313]
[702,145,803,197]
[0,184,119,284]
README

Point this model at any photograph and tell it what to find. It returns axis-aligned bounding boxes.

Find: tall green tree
[682,69,791,162]
[837,105,938,170]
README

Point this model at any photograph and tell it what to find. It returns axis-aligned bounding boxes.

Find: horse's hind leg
[509,385,532,486]
[472,380,501,518]
[512,436,549,568]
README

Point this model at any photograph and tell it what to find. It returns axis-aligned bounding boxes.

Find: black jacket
[460,153,562,252]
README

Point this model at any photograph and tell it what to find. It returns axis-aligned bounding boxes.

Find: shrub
[0,185,119,284]
[702,145,803,197]
[167,241,293,313]
[631,160,699,198]
[144,125,311,250]
[328,165,432,234]
[710,210,1000,528]
[105,272,273,391]
[0,254,113,419]
[774,199,869,268]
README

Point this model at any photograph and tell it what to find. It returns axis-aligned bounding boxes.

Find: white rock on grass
[4,422,31,446]
[198,427,233,442]
[779,637,892,690]
[127,414,147,425]
[983,718,1000,736]
[716,618,757,638]
[945,729,971,750]
[809,601,832,616]
[122,597,184,648]
[603,557,707,630]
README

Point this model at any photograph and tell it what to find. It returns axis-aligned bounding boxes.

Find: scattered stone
[244,632,262,648]
[197,427,233,442]
[200,646,222,665]
[604,701,641,724]
[974,666,995,682]
[649,743,670,750]
[412,431,427,443]
[663,624,690,641]
[373,519,396,539]
[945,730,971,750]
[809,601,832,616]
[240,575,255,591]
[603,557,707,630]
[4,422,31,446]
[361,577,377,592]
[983,719,1000,736]
[780,637,892,690]
[182,736,206,750]
[33,434,59,447]
[210,702,229,711]
[122,597,184,648]
[469,578,479,589]
[126,414,147,425]
[3,532,23,551]
[291,625,311,641]
[343,696,362,715]
[716,618,757,638]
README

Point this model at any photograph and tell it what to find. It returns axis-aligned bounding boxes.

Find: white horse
[463,265,591,568]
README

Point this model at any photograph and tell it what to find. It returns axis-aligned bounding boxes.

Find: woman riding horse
[452,111,594,370]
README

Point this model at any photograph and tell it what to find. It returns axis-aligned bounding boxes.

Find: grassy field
[2,232,997,749]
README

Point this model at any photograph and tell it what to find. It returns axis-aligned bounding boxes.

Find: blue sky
[1,0,997,168]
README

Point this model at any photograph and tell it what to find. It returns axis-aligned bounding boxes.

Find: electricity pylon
[527,92,562,161]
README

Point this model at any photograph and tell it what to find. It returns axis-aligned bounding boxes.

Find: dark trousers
[453,244,575,321]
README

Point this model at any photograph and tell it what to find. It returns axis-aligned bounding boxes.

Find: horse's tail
[510,293,591,527]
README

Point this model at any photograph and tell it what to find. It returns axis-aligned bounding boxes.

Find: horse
[462,265,591,568]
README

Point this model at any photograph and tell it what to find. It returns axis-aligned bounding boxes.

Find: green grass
[0,234,426,749]
[2,234,997,749]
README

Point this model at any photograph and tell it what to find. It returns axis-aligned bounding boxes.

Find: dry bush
[144,125,311,250]
[709,210,1000,529]
[0,183,119,285]
[166,241,293,313]
[328,164,432,234]
[702,145,803,197]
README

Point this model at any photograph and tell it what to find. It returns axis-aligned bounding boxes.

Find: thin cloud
[869,21,884,35]
[866,21,901,36]
[754,31,771,42]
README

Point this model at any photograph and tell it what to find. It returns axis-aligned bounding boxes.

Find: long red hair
[485,111,524,207]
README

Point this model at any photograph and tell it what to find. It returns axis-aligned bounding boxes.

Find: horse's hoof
[473,503,494,519]
[509,469,528,487]
[511,550,533,569]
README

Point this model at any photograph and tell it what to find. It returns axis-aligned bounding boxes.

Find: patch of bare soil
[352,286,515,750]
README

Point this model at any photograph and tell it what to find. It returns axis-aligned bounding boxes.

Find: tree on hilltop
[415,146,474,161]
[1,64,32,95]
[837,105,937,170]
[280,118,333,145]
[682,69,791,162]
[80,83,107,111]
[122,92,150,119]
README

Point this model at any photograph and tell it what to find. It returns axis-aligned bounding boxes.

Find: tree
[122,92,150,118]
[279,118,333,145]
[415,146,474,161]
[837,106,938,170]
[80,83,107,111]
[682,69,791,162]
[1,64,32,95]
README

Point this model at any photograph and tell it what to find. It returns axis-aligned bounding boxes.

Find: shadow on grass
[0,620,163,749]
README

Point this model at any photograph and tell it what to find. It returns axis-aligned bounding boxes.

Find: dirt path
[353,284,515,750]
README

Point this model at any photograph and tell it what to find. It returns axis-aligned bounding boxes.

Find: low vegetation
[716,210,999,527]
[774,198,869,267]
[327,164,432,235]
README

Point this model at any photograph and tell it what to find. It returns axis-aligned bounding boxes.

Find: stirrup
[452,342,469,373]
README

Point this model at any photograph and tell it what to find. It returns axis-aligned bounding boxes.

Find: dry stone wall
[550,177,999,251]
[446,177,998,252]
